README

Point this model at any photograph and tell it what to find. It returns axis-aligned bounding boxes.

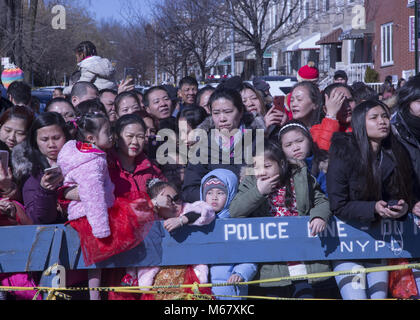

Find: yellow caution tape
[1,262,420,300]
[209,262,420,288]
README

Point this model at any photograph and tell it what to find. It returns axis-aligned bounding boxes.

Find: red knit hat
[297,61,319,82]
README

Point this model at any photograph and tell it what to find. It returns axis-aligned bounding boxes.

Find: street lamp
[230,1,235,76]
[409,0,419,74]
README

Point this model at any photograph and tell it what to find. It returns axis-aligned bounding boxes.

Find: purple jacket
[22,174,64,225]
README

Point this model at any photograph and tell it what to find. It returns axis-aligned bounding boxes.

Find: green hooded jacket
[229,165,332,287]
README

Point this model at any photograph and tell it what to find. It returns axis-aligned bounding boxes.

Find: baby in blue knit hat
[202,177,228,214]
[200,169,257,300]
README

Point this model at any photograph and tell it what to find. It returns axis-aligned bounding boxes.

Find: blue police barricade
[0,214,419,290]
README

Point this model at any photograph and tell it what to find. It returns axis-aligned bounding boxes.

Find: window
[349,39,355,64]
[271,4,276,28]
[304,0,310,19]
[315,0,320,19]
[325,0,330,11]
[381,22,393,66]
[298,0,303,23]
[287,1,292,25]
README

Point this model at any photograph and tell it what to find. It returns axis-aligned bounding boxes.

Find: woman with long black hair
[392,75,420,217]
[327,99,414,299]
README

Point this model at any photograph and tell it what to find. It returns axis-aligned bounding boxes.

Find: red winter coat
[310,118,352,151]
[107,149,166,198]
[104,149,165,300]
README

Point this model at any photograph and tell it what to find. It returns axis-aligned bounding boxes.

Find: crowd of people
[0,40,420,301]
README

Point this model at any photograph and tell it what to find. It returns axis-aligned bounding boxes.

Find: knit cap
[253,78,270,92]
[203,177,228,196]
[334,70,348,81]
[218,76,243,91]
[1,64,24,89]
[297,61,319,82]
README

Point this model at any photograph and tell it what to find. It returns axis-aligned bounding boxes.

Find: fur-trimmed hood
[11,141,33,183]
[329,132,359,165]
[197,112,266,132]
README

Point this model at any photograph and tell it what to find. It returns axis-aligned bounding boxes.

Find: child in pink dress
[58,112,154,300]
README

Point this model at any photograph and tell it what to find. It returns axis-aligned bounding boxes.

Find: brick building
[367,0,417,82]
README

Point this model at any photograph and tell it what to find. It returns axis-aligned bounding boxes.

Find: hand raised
[264,107,287,128]
[257,174,280,196]
[118,78,135,94]
[324,88,345,118]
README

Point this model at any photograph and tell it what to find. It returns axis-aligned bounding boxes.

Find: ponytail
[75,112,108,143]
[75,41,97,58]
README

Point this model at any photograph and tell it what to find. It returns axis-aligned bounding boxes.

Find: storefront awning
[234,48,254,61]
[316,28,343,45]
[217,56,231,66]
[339,21,374,41]
[298,33,321,50]
[284,38,302,52]
[234,47,273,61]
[263,46,273,58]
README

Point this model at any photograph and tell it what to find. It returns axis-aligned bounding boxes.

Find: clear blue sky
[88,0,159,23]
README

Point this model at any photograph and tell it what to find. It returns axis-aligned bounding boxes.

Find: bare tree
[0,0,23,65]
[0,0,125,86]
[26,0,39,83]
[138,0,223,81]
[155,34,188,84]
[214,0,324,77]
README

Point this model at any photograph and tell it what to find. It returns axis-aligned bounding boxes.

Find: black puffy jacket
[327,132,403,224]
[392,112,420,201]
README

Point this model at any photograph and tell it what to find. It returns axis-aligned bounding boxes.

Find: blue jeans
[332,261,388,300]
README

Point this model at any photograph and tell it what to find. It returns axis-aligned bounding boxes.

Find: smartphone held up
[273,96,285,112]
[44,165,61,177]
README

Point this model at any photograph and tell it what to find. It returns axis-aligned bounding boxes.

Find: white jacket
[63,56,117,94]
